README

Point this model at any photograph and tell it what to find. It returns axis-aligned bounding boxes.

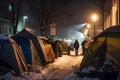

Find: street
[41,49,83,80]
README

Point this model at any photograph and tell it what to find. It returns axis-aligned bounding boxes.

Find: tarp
[14,28,46,65]
[80,25,120,69]
[0,34,28,74]
[12,36,42,65]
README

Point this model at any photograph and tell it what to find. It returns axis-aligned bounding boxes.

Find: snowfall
[0,49,107,80]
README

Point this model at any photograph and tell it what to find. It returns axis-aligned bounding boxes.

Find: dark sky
[0,0,99,26]
[45,1,98,26]
[41,0,100,36]
[0,0,100,36]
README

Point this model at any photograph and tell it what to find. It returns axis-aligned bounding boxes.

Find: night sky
[47,0,98,24]
[43,0,99,36]
[0,0,100,38]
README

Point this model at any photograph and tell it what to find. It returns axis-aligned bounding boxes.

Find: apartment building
[104,0,120,29]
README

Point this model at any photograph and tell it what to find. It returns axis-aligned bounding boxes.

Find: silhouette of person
[74,39,79,55]
[81,40,88,55]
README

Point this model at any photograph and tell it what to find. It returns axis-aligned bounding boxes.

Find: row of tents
[0,28,58,74]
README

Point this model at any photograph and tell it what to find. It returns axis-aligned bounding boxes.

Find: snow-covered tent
[14,28,48,65]
[12,36,42,65]
[38,36,55,63]
[14,28,46,65]
[0,34,28,74]
[80,25,120,69]
[76,25,120,80]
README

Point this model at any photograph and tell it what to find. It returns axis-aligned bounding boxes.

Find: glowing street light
[23,16,28,28]
[92,14,97,22]
[86,23,91,38]
[92,14,98,39]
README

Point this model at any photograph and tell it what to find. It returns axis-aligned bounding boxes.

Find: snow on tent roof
[102,25,120,33]
[24,28,36,35]
[38,36,48,40]
[96,25,120,37]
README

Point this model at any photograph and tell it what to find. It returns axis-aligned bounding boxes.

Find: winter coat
[74,40,79,49]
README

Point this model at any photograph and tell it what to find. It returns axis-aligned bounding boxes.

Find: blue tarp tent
[0,34,28,74]
[14,28,46,65]
[12,36,41,65]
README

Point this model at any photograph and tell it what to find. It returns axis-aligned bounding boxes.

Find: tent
[80,25,120,70]
[14,28,47,65]
[0,34,28,74]
[14,28,46,65]
[38,36,55,63]
[12,36,42,65]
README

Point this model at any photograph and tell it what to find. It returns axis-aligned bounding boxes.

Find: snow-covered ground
[0,49,100,80]
[41,50,83,80]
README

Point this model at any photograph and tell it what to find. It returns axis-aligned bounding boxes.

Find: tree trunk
[13,26,17,35]
[8,0,21,35]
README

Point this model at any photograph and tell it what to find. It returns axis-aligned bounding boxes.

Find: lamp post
[23,16,28,28]
[86,23,90,38]
[92,14,97,39]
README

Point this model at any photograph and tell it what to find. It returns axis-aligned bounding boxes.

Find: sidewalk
[41,49,83,80]
[69,48,82,56]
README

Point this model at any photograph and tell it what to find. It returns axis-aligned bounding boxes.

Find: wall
[104,0,120,29]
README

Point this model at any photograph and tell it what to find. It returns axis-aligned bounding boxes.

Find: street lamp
[86,23,91,38]
[23,16,28,28]
[92,14,97,39]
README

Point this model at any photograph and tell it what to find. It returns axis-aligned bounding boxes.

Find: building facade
[104,0,120,29]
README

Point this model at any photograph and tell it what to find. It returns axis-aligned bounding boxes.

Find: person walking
[74,39,79,55]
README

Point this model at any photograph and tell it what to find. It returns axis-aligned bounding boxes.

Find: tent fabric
[99,25,120,33]
[30,40,42,65]
[80,25,120,70]
[12,36,41,65]
[12,37,32,64]
[96,25,120,38]
[106,37,120,65]
[0,35,28,74]
[38,36,55,63]
[14,28,46,65]
[80,37,106,69]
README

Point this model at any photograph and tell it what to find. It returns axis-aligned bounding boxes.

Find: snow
[0,49,100,80]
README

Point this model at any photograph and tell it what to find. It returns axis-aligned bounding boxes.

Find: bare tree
[29,0,55,36]
[8,0,21,35]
